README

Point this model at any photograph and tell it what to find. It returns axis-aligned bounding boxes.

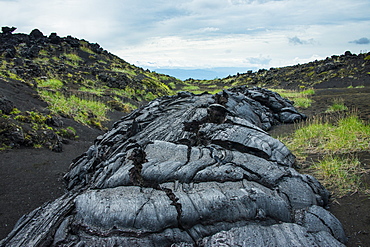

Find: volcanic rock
[1,26,16,34]
[0,87,346,247]
[0,95,15,114]
[29,29,44,40]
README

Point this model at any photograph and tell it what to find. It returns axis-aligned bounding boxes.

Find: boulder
[29,29,44,40]
[1,26,16,34]
[0,87,346,247]
[65,35,80,48]
[0,95,15,114]
[48,33,62,44]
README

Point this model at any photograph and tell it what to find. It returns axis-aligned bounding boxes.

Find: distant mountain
[150,67,257,80]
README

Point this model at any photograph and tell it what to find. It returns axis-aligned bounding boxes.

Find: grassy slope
[0,30,184,150]
[179,52,370,93]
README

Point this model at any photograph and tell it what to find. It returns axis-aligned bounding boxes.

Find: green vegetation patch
[64,53,82,62]
[282,111,370,196]
[39,90,109,129]
[78,86,105,96]
[0,108,78,151]
[314,155,364,195]
[326,98,348,112]
[63,52,83,66]
[270,88,314,108]
[182,85,201,91]
[37,78,64,89]
[80,41,95,54]
[285,113,370,155]
[57,126,78,139]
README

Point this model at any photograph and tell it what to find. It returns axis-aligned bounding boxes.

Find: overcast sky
[1,0,370,79]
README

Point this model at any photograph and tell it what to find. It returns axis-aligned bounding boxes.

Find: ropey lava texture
[0,87,346,246]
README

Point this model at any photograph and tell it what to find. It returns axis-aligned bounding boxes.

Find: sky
[1,0,370,80]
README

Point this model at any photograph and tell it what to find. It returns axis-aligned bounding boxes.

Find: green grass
[348,85,365,89]
[300,88,315,95]
[285,113,370,156]
[63,53,82,66]
[293,97,313,108]
[78,86,105,96]
[314,155,364,195]
[38,90,109,128]
[326,98,348,112]
[80,43,95,54]
[64,53,82,62]
[39,49,49,56]
[282,111,370,196]
[270,88,314,108]
[182,85,201,91]
[37,78,64,89]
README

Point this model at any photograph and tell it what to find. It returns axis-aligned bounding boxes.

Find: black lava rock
[1,26,16,34]
[0,88,346,247]
[29,29,44,40]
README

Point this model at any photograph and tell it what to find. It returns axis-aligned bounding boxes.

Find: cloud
[246,55,271,66]
[349,37,370,45]
[1,0,370,76]
[288,36,315,45]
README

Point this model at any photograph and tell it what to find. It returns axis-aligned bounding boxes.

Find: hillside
[0,27,183,151]
[181,51,370,93]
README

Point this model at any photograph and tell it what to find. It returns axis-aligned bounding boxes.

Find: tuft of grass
[270,88,314,108]
[282,111,370,196]
[57,126,78,139]
[64,53,82,62]
[326,98,348,112]
[80,42,95,54]
[300,88,315,95]
[285,112,370,156]
[37,78,64,89]
[314,155,365,196]
[38,90,108,128]
[293,97,313,108]
[182,85,201,91]
[63,53,82,66]
[78,86,104,96]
